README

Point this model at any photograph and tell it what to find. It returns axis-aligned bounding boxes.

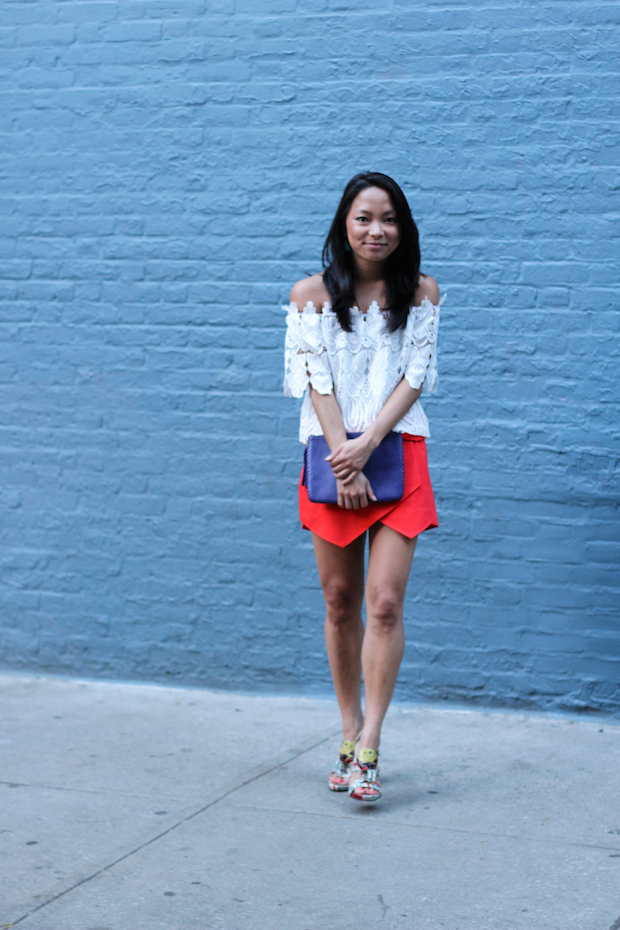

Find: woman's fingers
[336,472,377,509]
[337,481,372,509]
[329,452,361,472]
[327,437,372,474]
[332,463,357,481]
[328,456,354,476]
[338,471,376,502]
[339,489,356,509]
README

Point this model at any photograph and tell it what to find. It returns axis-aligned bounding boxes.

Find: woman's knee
[323,582,360,628]
[366,587,403,632]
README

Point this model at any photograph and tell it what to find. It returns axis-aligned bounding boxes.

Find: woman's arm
[310,388,377,509]
[328,276,440,482]
[326,379,422,482]
[308,388,348,453]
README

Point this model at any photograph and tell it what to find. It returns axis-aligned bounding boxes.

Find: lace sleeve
[283,302,334,398]
[404,294,444,395]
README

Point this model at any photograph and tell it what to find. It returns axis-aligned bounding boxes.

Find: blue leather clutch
[303,432,405,504]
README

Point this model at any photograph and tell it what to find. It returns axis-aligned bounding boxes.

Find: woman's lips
[364,242,385,250]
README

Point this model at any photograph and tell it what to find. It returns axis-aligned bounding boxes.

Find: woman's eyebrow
[355,209,396,216]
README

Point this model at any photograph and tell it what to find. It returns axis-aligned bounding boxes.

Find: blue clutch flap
[303,432,405,504]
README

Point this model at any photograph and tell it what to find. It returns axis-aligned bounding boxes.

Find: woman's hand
[337,472,377,510]
[327,434,375,483]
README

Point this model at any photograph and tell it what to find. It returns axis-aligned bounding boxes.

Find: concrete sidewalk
[1,674,619,930]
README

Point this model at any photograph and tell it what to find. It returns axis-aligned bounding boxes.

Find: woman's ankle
[357,728,380,751]
[342,717,363,743]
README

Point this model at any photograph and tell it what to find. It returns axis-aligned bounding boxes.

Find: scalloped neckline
[290,295,440,314]
[296,299,388,314]
[353,300,384,314]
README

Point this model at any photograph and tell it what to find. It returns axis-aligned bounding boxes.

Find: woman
[284,172,443,802]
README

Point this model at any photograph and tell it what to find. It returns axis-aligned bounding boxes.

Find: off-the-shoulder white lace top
[284,295,444,444]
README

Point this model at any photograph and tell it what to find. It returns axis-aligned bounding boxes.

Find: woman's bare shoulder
[413,274,440,306]
[289,273,331,308]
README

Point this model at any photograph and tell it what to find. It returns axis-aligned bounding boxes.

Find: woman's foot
[348,748,381,802]
[328,739,357,791]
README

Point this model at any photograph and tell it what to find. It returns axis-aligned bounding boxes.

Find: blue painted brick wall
[1,0,619,714]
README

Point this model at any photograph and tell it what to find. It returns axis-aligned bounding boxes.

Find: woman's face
[345,186,401,263]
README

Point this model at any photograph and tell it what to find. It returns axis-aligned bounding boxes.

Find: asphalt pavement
[1,673,619,930]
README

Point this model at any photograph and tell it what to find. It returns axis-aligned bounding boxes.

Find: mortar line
[8,729,339,928]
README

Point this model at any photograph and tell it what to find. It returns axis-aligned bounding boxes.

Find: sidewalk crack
[8,729,338,927]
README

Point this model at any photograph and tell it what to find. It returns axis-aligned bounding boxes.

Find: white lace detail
[283,294,444,444]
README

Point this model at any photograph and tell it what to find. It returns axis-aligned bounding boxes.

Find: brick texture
[1,0,619,713]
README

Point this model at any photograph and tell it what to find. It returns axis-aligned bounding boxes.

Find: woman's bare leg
[312,531,366,742]
[358,523,417,750]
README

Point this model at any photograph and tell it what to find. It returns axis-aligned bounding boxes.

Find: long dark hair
[322,172,420,333]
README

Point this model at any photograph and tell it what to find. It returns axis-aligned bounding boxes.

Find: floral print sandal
[348,748,381,802]
[328,739,357,791]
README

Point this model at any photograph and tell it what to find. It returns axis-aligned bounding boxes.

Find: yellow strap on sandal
[357,747,378,766]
